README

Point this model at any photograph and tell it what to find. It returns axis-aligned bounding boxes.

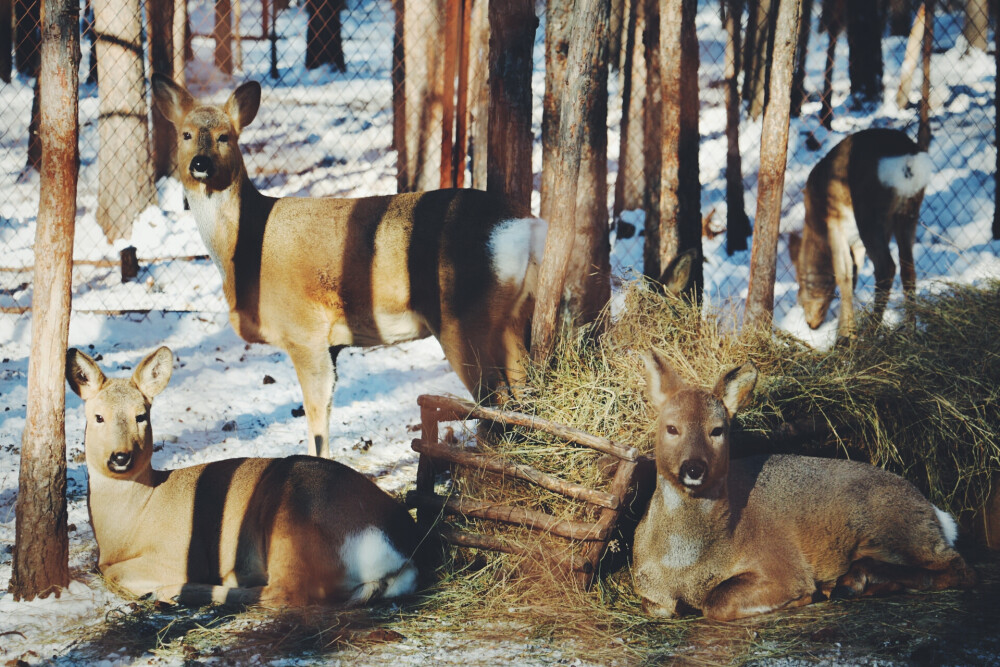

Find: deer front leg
[830,232,857,338]
[701,571,814,621]
[286,343,340,458]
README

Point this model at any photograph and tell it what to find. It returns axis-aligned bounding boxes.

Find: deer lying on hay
[789,128,931,338]
[632,350,976,621]
[150,74,547,458]
[66,346,423,606]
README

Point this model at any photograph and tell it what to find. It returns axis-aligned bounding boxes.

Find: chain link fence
[0,0,995,331]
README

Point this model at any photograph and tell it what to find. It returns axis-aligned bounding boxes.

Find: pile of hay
[409,279,1000,657]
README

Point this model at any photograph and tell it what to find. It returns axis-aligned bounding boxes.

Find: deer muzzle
[107,450,134,473]
[189,155,216,181]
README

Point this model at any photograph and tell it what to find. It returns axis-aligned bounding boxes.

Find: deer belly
[348,310,430,346]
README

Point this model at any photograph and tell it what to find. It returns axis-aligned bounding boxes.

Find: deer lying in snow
[150,74,547,458]
[67,346,423,606]
[632,350,976,621]
[789,128,931,338]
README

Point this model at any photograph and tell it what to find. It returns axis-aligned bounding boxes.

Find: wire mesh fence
[0,0,995,331]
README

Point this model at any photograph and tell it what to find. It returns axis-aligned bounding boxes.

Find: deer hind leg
[895,214,919,324]
[833,554,975,599]
[701,570,816,621]
[286,343,339,458]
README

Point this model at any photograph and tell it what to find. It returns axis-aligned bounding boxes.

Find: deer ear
[642,349,684,411]
[713,363,758,417]
[66,349,107,400]
[658,248,698,296]
[132,347,174,399]
[225,81,261,133]
[150,73,195,126]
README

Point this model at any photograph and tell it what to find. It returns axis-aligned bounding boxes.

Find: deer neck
[86,464,160,558]
[653,474,730,532]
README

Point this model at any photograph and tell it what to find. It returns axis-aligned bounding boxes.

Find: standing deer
[789,129,932,337]
[150,74,547,458]
[67,347,423,606]
[633,350,975,621]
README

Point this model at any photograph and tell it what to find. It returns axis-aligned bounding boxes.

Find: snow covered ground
[0,0,997,664]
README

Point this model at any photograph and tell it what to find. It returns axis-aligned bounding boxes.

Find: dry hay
[410,278,1000,662]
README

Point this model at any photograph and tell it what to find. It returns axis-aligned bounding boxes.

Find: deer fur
[150,74,547,458]
[789,128,931,337]
[66,347,423,606]
[632,350,975,621]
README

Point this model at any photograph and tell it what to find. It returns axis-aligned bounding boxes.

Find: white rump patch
[660,533,702,570]
[488,217,548,286]
[877,152,932,199]
[340,527,414,602]
[933,505,958,547]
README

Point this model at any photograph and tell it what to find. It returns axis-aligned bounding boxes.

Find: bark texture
[468,0,489,189]
[724,0,751,254]
[10,0,79,601]
[149,0,176,178]
[642,0,662,278]
[963,0,987,52]
[306,0,346,71]
[214,0,232,74]
[613,0,646,218]
[744,0,800,330]
[846,0,882,102]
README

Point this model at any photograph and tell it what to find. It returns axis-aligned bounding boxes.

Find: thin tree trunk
[453,0,471,187]
[659,0,702,297]
[149,0,175,179]
[846,0,882,102]
[10,0,78,602]
[642,0,662,279]
[14,0,40,76]
[440,0,459,188]
[613,0,645,220]
[744,0,774,119]
[94,0,156,243]
[232,0,242,71]
[1,0,12,82]
[609,0,625,69]
[468,0,488,189]
[744,0,800,330]
[214,0,232,74]
[531,0,611,363]
[83,0,96,83]
[963,0,987,52]
[896,2,925,108]
[887,0,911,36]
[391,0,405,166]
[172,0,186,87]
[306,0,345,71]
[26,74,41,171]
[724,0,751,255]
[819,0,840,129]
[790,0,812,117]
[917,0,933,150]
[541,0,570,221]
[487,0,534,216]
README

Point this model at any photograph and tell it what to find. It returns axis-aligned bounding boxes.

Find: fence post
[10,0,79,601]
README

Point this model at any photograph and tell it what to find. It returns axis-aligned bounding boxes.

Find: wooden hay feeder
[407,394,641,589]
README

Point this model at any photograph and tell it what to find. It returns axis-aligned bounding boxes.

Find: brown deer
[66,346,424,606]
[633,350,975,621]
[150,74,547,458]
[789,129,931,338]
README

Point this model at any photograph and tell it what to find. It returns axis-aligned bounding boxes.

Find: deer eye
[665,425,679,436]
[182,131,192,140]
[95,414,104,423]
[710,426,724,437]
[217,134,229,143]
[136,413,148,424]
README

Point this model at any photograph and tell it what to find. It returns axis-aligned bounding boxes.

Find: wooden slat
[577,459,639,588]
[438,527,591,573]
[416,394,639,462]
[407,492,608,542]
[413,438,619,510]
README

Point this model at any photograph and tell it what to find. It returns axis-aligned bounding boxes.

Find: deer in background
[150,74,547,458]
[633,350,975,621]
[66,347,424,606]
[789,129,931,338]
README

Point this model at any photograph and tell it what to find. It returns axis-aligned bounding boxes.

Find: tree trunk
[306,0,346,71]
[724,0,751,255]
[14,0,40,76]
[963,0,987,52]
[541,0,571,222]
[531,0,611,363]
[658,0,702,298]
[895,2,925,108]
[642,0,662,279]
[468,0,488,189]
[790,0,812,117]
[440,0,460,187]
[83,0,97,84]
[1,0,12,82]
[26,74,41,171]
[846,0,882,103]
[94,0,156,243]
[609,0,626,69]
[149,0,175,179]
[172,0,187,87]
[744,0,774,119]
[232,0,243,71]
[887,0,912,36]
[394,0,446,192]
[214,0,232,74]
[10,0,78,602]
[487,0,534,216]
[744,0,800,330]
[452,0,471,187]
[819,0,842,129]
[917,0,933,150]
[613,0,646,220]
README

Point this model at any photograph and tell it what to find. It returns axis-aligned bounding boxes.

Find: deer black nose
[108,451,133,472]
[189,155,215,179]
[679,459,707,486]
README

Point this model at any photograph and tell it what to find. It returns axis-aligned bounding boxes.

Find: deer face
[66,348,173,481]
[643,352,757,495]
[151,74,261,194]
[789,230,835,329]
